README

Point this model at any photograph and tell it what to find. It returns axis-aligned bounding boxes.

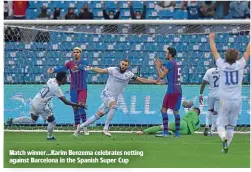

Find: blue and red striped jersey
[164,59,182,94]
[54,59,88,90]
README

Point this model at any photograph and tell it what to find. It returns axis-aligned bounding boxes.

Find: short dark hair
[193,107,201,115]
[167,47,176,57]
[121,59,130,64]
[136,11,141,14]
[56,72,67,81]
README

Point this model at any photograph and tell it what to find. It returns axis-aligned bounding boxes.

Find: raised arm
[116,1,120,11]
[102,2,109,19]
[155,58,169,79]
[114,2,120,19]
[209,33,220,61]
[141,1,147,19]
[243,42,250,61]
[86,66,108,74]
[129,1,135,19]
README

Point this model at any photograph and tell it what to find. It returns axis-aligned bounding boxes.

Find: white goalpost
[4,20,250,134]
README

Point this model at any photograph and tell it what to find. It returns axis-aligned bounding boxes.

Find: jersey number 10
[225,71,239,85]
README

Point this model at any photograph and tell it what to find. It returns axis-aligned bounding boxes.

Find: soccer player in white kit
[6,72,86,140]
[209,33,250,153]
[74,59,161,137]
[199,63,220,136]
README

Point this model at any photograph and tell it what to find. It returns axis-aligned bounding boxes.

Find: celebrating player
[47,47,89,135]
[73,59,161,137]
[137,101,200,135]
[6,72,86,140]
[199,62,220,136]
[209,33,250,153]
[155,47,182,138]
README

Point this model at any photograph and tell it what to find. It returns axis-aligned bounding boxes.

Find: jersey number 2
[40,86,50,98]
[213,76,219,87]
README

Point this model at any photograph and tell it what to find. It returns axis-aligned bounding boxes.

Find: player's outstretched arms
[135,77,162,84]
[59,97,87,109]
[209,33,220,60]
[85,66,108,74]
[243,42,250,61]
[48,65,68,74]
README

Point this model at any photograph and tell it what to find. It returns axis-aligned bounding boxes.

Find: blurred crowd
[4,1,251,20]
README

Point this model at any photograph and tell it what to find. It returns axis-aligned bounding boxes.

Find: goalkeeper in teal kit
[137,107,201,135]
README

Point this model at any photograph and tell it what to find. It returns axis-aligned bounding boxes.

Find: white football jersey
[31,78,64,108]
[216,57,246,100]
[203,67,220,97]
[104,67,136,98]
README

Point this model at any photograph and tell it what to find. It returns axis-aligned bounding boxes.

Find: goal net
[4,20,250,133]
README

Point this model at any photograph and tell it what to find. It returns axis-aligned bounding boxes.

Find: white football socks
[47,121,56,138]
[211,115,218,134]
[217,126,226,141]
[226,126,234,146]
[78,114,100,132]
[206,111,212,128]
[104,106,117,131]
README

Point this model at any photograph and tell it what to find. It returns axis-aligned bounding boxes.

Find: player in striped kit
[47,47,89,135]
[155,47,182,138]
[73,59,161,137]
[199,63,220,136]
[209,33,250,153]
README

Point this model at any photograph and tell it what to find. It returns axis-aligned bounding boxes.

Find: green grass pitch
[4,132,250,168]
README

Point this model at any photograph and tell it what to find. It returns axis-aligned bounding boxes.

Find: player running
[6,72,86,140]
[47,47,89,135]
[73,59,161,137]
[199,62,220,136]
[209,33,250,153]
[155,47,182,138]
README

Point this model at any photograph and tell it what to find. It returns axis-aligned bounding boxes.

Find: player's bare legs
[102,101,118,137]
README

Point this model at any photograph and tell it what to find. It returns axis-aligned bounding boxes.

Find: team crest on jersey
[71,69,79,73]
